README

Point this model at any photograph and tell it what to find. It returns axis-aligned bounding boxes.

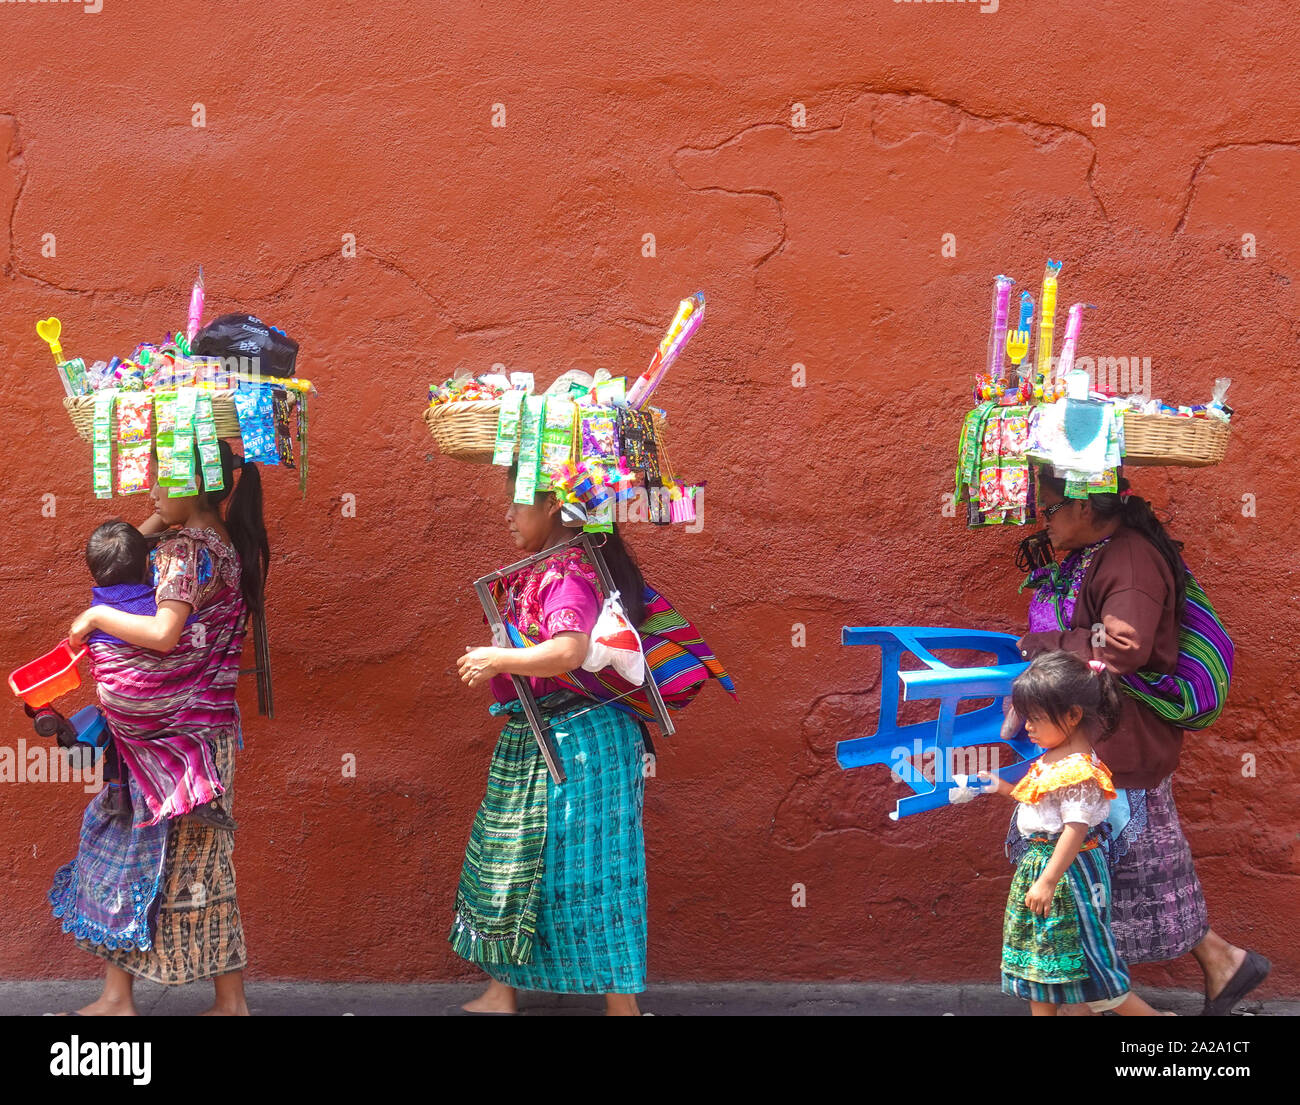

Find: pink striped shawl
[89,528,248,827]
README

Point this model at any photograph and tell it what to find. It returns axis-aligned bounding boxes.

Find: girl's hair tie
[1088,659,1107,675]
[1118,489,1133,499]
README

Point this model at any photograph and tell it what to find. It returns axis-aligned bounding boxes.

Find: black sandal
[1201,950,1271,1016]
[184,801,239,832]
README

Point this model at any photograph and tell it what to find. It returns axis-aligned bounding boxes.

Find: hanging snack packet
[116,394,153,445]
[493,389,525,466]
[272,388,295,469]
[154,392,177,483]
[194,392,223,493]
[171,388,199,495]
[580,406,618,466]
[233,385,279,465]
[115,393,154,495]
[538,398,577,491]
[514,396,546,504]
[93,391,116,499]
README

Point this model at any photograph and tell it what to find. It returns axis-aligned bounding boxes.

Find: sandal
[1201,950,1271,1016]
[183,801,239,832]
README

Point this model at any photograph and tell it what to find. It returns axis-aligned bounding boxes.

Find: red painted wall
[0,2,1296,994]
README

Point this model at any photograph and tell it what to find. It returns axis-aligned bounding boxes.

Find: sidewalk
[1,981,1295,1016]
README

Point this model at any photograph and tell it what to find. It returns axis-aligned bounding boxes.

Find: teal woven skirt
[453,695,648,995]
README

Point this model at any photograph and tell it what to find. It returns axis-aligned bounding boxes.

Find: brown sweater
[1018,524,1184,789]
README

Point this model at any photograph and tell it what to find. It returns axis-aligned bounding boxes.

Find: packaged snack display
[41,270,313,497]
[956,263,1234,527]
[423,292,709,532]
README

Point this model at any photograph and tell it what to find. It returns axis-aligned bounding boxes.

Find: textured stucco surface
[0,2,1296,994]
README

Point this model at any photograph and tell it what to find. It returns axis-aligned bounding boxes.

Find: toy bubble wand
[186,266,205,346]
[1056,302,1096,380]
[1034,259,1062,391]
[986,275,1014,385]
[628,291,705,408]
[1006,291,1034,382]
[36,317,65,365]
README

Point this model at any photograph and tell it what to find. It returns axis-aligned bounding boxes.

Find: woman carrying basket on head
[54,438,269,1017]
[450,465,732,1016]
[1011,469,1269,1015]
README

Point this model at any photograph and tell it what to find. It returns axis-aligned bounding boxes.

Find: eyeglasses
[1041,500,1071,522]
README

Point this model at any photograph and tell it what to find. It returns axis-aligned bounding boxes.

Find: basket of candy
[1119,390,1232,467]
[956,263,1236,527]
[422,292,708,531]
[38,271,314,499]
[423,376,511,463]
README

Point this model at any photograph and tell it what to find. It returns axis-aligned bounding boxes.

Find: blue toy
[836,626,1042,819]
[70,704,109,756]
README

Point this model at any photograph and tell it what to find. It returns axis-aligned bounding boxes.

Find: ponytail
[1089,478,1186,621]
[205,439,271,619]
[600,526,647,627]
[1094,663,1123,738]
[1011,650,1122,740]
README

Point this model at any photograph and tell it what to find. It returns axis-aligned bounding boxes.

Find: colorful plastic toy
[8,640,88,708]
[836,626,1041,819]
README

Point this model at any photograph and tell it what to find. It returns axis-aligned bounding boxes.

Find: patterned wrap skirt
[1108,774,1209,963]
[1001,835,1131,1007]
[451,694,648,995]
[65,730,247,985]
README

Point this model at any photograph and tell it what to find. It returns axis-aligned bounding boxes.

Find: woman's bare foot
[200,970,250,1015]
[65,966,138,1015]
[62,995,140,1016]
[462,979,518,1014]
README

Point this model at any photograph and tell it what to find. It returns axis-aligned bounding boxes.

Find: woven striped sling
[1119,570,1233,730]
[499,582,737,726]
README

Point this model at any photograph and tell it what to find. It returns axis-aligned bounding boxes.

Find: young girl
[979,651,1170,1016]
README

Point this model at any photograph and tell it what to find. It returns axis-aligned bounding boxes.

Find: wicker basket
[1121,411,1231,467]
[423,400,506,463]
[63,391,293,443]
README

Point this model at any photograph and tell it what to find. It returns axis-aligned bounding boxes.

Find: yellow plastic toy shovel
[36,317,64,365]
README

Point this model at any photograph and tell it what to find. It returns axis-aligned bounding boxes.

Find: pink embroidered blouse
[489,547,601,703]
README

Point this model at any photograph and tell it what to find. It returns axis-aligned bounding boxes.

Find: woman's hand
[68,607,101,647]
[1025,877,1057,918]
[458,646,502,689]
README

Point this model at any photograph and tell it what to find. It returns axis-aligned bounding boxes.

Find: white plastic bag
[582,590,645,685]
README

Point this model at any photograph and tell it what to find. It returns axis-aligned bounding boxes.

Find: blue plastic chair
[836,627,1041,819]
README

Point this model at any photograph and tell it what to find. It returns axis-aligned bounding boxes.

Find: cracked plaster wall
[0,2,1296,991]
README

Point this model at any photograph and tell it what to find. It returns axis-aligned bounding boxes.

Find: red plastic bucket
[8,641,88,708]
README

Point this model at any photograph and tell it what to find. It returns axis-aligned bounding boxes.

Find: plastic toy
[7,640,101,750]
[186,266,205,345]
[986,276,1014,384]
[9,640,88,708]
[1006,291,1033,375]
[628,292,705,408]
[836,626,1041,819]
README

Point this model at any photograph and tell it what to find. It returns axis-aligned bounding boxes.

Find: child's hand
[68,608,99,647]
[457,646,501,689]
[1025,877,1057,917]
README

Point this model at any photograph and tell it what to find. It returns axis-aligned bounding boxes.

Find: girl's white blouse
[1016,780,1111,836]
